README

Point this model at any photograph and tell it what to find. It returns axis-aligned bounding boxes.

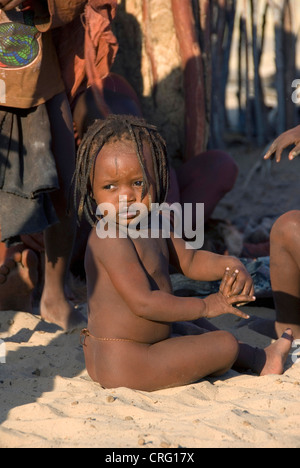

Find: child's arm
[93,235,254,323]
[168,233,254,297]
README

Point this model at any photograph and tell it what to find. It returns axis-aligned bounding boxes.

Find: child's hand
[203,269,255,320]
[0,0,24,11]
[264,125,300,163]
[223,265,254,298]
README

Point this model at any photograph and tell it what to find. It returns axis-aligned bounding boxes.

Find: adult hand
[0,0,25,11]
[264,125,300,163]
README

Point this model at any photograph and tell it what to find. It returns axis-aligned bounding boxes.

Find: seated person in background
[245,125,300,340]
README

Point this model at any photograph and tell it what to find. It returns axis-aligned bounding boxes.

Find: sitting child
[75,114,293,391]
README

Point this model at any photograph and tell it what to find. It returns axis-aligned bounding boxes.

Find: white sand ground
[0,304,299,448]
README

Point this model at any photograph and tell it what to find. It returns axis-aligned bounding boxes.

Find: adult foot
[260,328,293,376]
[0,250,38,312]
[40,293,85,331]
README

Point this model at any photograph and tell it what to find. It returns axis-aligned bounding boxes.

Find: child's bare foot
[0,250,38,312]
[40,294,85,331]
[260,328,293,376]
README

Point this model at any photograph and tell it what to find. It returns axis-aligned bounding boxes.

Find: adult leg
[0,233,41,313]
[246,211,300,339]
[0,249,38,312]
[41,92,84,329]
[0,241,25,265]
[270,211,300,338]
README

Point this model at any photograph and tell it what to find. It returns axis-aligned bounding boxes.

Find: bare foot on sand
[260,328,293,376]
[40,293,86,331]
[0,250,38,312]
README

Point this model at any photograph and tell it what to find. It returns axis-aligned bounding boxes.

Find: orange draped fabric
[50,0,119,113]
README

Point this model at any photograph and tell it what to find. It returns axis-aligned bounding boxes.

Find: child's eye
[134,180,144,187]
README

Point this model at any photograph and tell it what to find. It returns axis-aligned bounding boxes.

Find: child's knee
[209,331,239,376]
[224,331,239,358]
[216,330,239,364]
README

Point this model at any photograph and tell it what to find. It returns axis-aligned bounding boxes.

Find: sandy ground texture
[0,304,299,449]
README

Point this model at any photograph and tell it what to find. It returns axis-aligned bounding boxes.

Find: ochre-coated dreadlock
[74,114,169,226]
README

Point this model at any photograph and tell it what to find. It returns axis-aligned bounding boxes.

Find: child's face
[92,139,156,225]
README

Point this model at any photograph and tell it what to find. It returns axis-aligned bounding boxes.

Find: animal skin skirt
[0,103,59,243]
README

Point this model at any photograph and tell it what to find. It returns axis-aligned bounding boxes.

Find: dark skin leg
[84,330,240,391]
[173,320,293,377]
[0,249,38,312]
[83,326,293,391]
[246,211,300,340]
[270,211,300,338]
[41,92,84,329]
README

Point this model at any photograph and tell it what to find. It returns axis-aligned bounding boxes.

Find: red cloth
[21,1,34,10]
[84,1,118,115]
[52,0,118,113]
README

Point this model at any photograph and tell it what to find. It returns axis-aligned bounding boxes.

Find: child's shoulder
[88,226,133,253]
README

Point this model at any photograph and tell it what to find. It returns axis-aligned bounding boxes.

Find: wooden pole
[142,0,159,107]
[171,0,207,159]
